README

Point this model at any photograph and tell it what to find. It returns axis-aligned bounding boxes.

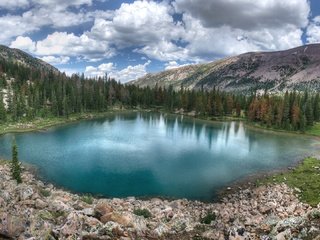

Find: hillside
[133,44,320,93]
[0,45,59,74]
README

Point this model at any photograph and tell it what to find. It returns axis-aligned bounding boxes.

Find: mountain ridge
[133,44,320,93]
[0,45,59,74]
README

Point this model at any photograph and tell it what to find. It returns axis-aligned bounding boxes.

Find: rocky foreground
[0,164,320,240]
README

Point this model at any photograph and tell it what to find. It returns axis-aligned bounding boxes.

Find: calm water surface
[0,112,318,201]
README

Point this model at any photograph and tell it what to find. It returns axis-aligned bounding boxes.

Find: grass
[80,194,94,204]
[257,157,320,207]
[306,123,320,136]
[200,212,216,224]
[133,208,152,218]
[0,159,7,165]
[0,109,132,136]
[40,189,51,197]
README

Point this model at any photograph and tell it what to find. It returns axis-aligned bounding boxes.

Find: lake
[0,112,318,201]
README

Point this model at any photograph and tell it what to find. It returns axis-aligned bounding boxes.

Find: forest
[0,58,319,133]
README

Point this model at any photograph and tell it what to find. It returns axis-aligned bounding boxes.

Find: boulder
[94,201,113,218]
[0,212,26,238]
[35,198,48,209]
[18,184,34,200]
[60,212,83,236]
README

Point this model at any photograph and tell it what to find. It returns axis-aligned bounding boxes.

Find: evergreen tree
[11,139,22,184]
[0,93,6,122]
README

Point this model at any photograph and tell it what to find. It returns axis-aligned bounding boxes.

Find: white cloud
[85,61,151,83]
[39,56,70,65]
[0,0,111,44]
[0,0,29,10]
[33,0,93,8]
[135,40,192,62]
[175,0,310,30]
[165,61,191,70]
[10,36,36,52]
[84,62,115,76]
[0,15,40,44]
[180,6,305,58]
[35,32,115,61]
[98,63,115,72]
[306,16,320,43]
[90,1,183,48]
[1,0,313,74]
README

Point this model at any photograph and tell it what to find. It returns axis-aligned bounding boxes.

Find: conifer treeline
[0,59,319,132]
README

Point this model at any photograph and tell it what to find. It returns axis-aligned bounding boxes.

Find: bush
[40,189,51,197]
[133,208,152,218]
[81,194,93,204]
[200,212,216,224]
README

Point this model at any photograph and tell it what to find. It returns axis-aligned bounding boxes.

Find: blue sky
[1,0,320,82]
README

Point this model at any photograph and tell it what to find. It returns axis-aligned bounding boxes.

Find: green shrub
[133,208,152,218]
[40,189,51,197]
[200,212,216,224]
[81,194,93,204]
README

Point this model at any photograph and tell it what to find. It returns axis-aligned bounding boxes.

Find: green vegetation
[1,57,320,135]
[257,157,320,207]
[11,139,22,183]
[80,194,94,204]
[0,111,125,135]
[40,189,51,197]
[306,122,320,136]
[200,212,216,224]
[133,208,152,218]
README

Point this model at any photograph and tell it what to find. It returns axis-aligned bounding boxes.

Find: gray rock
[18,185,34,200]
[0,212,26,238]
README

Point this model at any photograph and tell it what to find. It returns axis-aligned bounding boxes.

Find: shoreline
[1,161,320,239]
[1,109,320,138]
[1,110,319,203]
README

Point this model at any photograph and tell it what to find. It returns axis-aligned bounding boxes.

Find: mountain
[133,44,320,93]
[0,45,59,74]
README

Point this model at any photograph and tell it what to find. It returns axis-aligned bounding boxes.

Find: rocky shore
[1,163,320,240]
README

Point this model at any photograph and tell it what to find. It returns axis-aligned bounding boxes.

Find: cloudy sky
[1,0,320,82]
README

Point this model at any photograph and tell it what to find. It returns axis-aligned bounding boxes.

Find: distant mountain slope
[0,45,59,74]
[133,44,320,93]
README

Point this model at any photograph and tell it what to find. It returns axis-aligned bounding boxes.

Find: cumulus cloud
[90,1,183,47]
[135,40,192,62]
[39,56,70,65]
[0,0,93,10]
[0,15,41,44]
[89,0,186,61]
[0,0,29,10]
[0,0,110,44]
[306,16,320,43]
[164,61,191,70]
[85,61,151,83]
[35,32,115,61]
[174,0,310,30]
[182,13,304,58]
[2,0,314,74]
[10,36,36,52]
[84,62,115,76]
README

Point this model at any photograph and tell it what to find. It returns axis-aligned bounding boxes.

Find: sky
[1,0,320,82]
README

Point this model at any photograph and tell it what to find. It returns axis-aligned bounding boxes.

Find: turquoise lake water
[0,112,318,201]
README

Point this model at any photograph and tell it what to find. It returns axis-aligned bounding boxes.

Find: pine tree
[305,99,314,126]
[0,93,6,122]
[11,139,22,184]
